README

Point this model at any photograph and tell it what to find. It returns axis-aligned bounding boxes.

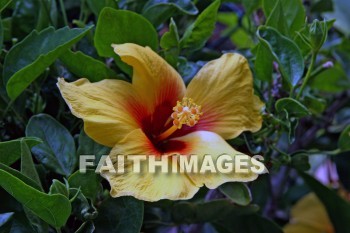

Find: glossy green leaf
[21,139,49,233]
[49,179,69,198]
[26,114,77,176]
[338,125,350,152]
[20,139,43,190]
[142,0,198,27]
[265,0,289,36]
[3,26,93,100]
[177,57,201,84]
[299,171,350,233]
[59,50,121,82]
[257,26,304,87]
[310,63,350,93]
[0,168,71,227]
[95,8,158,57]
[77,129,111,165]
[36,0,57,31]
[254,43,273,82]
[0,0,12,12]
[70,188,98,221]
[0,137,42,166]
[263,0,305,36]
[160,18,180,67]
[0,163,42,191]
[94,197,144,233]
[275,98,310,118]
[180,0,220,52]
[219,182,252,206]
[87,0,118,16]
[68,169,101,201]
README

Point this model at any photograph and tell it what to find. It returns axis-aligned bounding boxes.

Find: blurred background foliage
[0,0,350,232]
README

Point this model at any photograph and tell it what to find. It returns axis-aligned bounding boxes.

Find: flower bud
[309,19,327,52]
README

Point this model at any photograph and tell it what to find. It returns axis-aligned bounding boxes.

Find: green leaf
[172,200,259,224]
[77,129,111,165]
[0,17,3,51]
[254,43,273,82]
[3,26,93,100]
[59,50,122,82]
[26,114,77,176]
[68,169,101,201]
[0,0,12,12]
[94,197,144,233]
[36,0,57,31]
[95,8,158,61]
[265,0,289,36]
[20,139,43,190]
[69,188,98,221]
[214,213,283,233]
[0,168,71,227]
[87,0,118,16]
[0,137,42,166]
[219,182,252,206]
[75,221,95,233]
[160,18,180,67]
[142,0,198,27]
[310,63,350,93]
[177,57,201,84]
[299,171,350,233]
[242,0,261,14]
[180,0,220,52]
[0,163,42,191]
[257,26,304,87]
[275,98,310,118]
[311,0,333,12]
[290,152,310,171]
[303,95,326,115]
[263,0,305,36]
[49,179,69,198]
[339,125,350,152]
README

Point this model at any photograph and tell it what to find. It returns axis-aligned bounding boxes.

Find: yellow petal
[112,43,186,111]
[185,53,264,140]
[100,129,199,202]
[170,131,267,189]
[57,78,146,147]
[284,193,334,233]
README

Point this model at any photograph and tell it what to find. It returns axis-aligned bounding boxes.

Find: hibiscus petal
[170,131,267,189]
[112,43,186,112]
[57,78,146,147]
[100,129,199,202]
[284,193,334,233]
[185,53,264,140]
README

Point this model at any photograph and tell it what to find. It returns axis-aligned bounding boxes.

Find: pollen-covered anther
[171,97,202,129]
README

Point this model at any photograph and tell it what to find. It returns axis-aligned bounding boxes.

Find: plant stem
[296,53,317,100]
[58,0,69,26]
[56,228,62,233]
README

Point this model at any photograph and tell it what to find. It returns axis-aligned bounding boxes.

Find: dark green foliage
[0,0,349,232]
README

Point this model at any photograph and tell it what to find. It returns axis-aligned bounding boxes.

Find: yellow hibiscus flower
[284,193,334,233]
[57,43,266,202]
